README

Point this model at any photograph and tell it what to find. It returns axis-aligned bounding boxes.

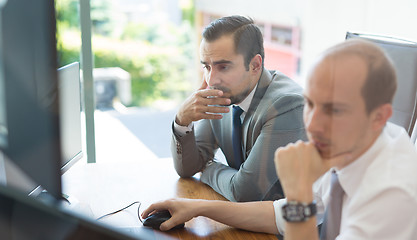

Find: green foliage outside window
[56,0,195,107]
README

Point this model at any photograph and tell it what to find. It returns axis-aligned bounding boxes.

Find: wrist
[195,199,211,217]
[175,115,190,127]
[285,187,314,203]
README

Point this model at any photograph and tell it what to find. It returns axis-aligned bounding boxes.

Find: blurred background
[56,0,417,160]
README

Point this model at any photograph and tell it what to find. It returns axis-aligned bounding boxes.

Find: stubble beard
[211,85,251,105]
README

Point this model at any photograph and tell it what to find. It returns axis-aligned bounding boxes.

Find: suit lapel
[241,69,273,160]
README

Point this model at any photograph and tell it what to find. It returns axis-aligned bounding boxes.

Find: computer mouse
[143,210,185,230]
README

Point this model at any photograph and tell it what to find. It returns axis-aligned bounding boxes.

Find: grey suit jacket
[171,69,307,202]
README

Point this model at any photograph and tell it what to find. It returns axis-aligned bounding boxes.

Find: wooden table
[62,158,277,239]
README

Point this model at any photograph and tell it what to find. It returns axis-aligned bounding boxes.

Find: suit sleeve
[200,97,307,202]
[171,119,218,177]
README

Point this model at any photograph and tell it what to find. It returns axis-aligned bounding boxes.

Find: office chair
[346,32,417,137]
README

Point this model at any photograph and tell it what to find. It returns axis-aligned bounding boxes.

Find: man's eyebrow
[323,102,349,108]
[200,60,233,65]
[303,95,349,108]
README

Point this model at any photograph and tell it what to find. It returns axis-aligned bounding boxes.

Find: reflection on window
[271,26,292,46]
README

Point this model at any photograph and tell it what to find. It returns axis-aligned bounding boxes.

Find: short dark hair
[202,15,265,70]
[323,39,397,114]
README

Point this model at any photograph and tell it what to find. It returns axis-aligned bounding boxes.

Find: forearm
[197,200,279,234]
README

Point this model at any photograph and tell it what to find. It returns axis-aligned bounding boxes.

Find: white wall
[300,0,417,86]
[196,0,306,27]
[196,0,417,86]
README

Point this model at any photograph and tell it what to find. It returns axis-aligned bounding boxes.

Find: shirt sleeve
[273,199,287,235]
[173,120,193,136]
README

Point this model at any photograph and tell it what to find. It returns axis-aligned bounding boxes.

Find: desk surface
[62,158,277,240]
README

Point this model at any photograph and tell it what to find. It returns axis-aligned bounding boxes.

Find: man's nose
[206,69,220,87]
[305,108,326,135]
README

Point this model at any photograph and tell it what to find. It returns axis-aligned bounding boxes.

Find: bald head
[319,39,397,114]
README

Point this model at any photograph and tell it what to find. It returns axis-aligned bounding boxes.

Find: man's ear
[249,54,262,74]
[371,103,392,131]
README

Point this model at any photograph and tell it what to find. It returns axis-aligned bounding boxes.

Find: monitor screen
[58,62,83,174]
[0,0,62,200]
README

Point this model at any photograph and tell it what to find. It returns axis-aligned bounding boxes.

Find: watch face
[282,202,316,222]
[283,204,306,222]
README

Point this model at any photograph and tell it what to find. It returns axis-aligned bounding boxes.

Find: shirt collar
[336,126,389,198]
[234,83,257,113]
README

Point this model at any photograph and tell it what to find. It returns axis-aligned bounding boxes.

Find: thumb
[325,151,353,169]
[160,218,177,231]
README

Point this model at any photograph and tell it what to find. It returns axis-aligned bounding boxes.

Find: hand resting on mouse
[141,198,203,231]
[142,210,185,230]
[141,198,278,234]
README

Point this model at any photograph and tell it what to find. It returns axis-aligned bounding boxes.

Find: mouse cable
[96,201,143,223]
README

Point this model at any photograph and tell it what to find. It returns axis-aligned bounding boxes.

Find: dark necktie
[232,106,244,170]
[320,171,345,240]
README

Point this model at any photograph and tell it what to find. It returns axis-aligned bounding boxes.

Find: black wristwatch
[282,201,317,222]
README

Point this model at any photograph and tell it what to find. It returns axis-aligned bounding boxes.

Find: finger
[205,96,231,106]
[160,217,183,231]
[205,105,230,114]
[305,142,332,174]
[159,222,171,231]
[198,113,224,120]
[141,203,164,219]
[198,88,225,99]
[141,206,154,219]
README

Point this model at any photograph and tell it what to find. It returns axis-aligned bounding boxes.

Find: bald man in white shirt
[142,39,417,240]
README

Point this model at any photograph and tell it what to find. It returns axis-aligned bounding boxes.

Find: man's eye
[325,108,342,115]
[203,65,211,71]
[218,65,229,71]
[332,108,342,114]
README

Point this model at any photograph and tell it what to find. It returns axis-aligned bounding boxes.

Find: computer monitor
[0,175,159,240]
[0,2,168,239]
[0,58,6,150]
[1,60,84,199]
[0,0,62,200]
[0,0,6,150]
[58,62,83,174]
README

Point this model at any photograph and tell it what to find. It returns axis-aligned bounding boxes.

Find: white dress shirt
[274,123,417,239]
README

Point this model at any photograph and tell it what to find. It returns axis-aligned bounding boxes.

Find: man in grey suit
[171,15,306,202]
